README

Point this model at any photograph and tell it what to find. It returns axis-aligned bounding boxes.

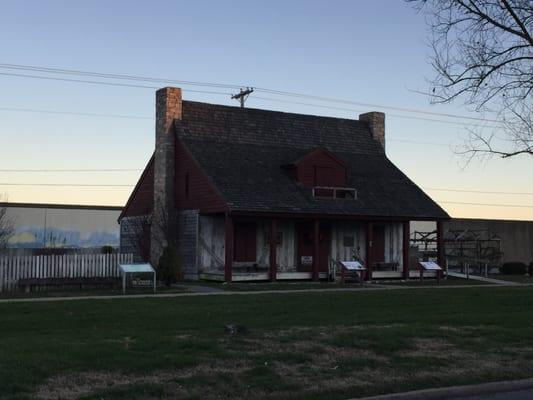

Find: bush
[529,262,533,276]
[101,245,114,254]
[158,245,181,286]
[500,262,528,275]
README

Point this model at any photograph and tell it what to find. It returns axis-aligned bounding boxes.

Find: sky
[0,0,531,221]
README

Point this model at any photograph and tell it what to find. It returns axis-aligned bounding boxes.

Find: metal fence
[0,253,134,293]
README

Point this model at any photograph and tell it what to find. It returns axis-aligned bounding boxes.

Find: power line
[253,88,503,124]
[251,96,498,129]
[0,168,142,172]
[438,200,533,209]
[0,62,503,125]
[0,183,134,187]
[0,72,233,96]
[0,107,153,120]
[425,187,533,196]
[0,62,244,90]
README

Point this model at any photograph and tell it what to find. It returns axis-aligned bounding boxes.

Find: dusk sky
[0,0,532,220]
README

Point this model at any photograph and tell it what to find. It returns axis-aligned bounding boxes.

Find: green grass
[1,286,533,399]
[0,285,189,300]
[490,274,533,284]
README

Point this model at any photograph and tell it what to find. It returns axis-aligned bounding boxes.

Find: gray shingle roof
[177,101,449,220]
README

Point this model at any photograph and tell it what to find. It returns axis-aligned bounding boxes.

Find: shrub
[529,262,533,276]
[101,245,114,254]
[500,262,528,275]
[158,245,181,286]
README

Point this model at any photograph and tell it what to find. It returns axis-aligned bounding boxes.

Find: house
[119,87,449,282]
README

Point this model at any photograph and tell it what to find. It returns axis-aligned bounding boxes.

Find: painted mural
[4,204,121,249]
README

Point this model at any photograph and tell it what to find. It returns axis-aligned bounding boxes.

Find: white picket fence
[0,253,134,293]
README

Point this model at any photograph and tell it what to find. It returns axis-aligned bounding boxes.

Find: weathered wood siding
[384,223,403,267]
[175,137,227,213]
[330,221,367,262]
[259,220,297,272]
[177,210,199,279]
[330,221,402,267]
[198,215,225,273]
[197,218,403,276]
[120,215,151,262]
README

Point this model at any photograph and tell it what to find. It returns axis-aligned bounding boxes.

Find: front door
[297,222,330,273]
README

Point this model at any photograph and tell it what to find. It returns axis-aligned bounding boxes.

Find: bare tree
[126,214,152,262]
[409,0,533,160]
[0,197,14,249]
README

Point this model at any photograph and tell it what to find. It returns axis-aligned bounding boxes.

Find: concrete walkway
[356,378,533,400]
[447,271,522,285]
[0,280,529,304]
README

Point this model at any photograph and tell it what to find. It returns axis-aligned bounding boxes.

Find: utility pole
[231,87,254,108]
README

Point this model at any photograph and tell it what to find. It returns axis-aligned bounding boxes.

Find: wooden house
[119,87,449,281]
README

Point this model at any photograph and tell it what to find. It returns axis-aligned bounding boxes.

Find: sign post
[419,261,443,282]
[119,263,156,294]
[338,261,366,283]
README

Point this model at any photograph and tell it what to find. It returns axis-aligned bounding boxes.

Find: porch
[196,213,445,282]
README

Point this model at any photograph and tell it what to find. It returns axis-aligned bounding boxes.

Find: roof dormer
[292,148,348,188]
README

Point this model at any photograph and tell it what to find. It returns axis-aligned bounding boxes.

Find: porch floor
[199,271,328,282]
[199,270,439,282]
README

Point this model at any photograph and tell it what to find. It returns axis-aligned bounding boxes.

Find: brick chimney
[151,87,182,266]
[359,112,385,150]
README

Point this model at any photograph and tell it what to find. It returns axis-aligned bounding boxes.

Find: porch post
[224,213,233,283]
[313,219,320,281]
[366,222,373,281]
[402,221,410,280]
[436,220,445,279]
[269,219,277,281]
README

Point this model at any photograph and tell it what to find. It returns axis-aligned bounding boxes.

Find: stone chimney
[151,87,182,266]
[359,112,385,150]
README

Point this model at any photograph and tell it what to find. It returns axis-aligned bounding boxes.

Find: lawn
[1,287,533,400]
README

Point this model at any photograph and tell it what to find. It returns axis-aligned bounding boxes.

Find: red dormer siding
[295,148,347,188]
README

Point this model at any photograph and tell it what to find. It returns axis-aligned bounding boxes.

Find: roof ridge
[182,100,366,125]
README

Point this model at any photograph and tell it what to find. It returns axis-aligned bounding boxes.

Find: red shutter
[234,222,257,262]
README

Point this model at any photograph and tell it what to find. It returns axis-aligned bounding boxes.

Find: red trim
[402,221,410,279]
[224,214,233,282]
[437,220,445,275]
[229,210,449,222]
[312,220,320,281]
[366,222,373,280]
[118,154,154,221]
[269,219,277,281]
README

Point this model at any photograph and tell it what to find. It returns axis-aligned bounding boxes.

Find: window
[313,187,357,200]
[233,222,257,262]
[343,236,354,247]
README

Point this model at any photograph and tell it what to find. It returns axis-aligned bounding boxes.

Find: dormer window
[291,148,348,188]
[313,186,357,200]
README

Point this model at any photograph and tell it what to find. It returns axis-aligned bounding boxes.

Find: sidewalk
[356,378,533,400]
[0,280,528,304]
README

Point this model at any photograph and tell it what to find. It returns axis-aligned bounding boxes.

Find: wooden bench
[18,277,121,293]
